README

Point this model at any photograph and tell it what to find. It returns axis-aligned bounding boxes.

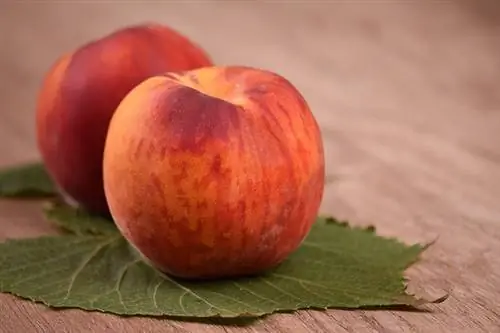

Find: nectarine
[36,23,212,215]
[103,66,325,279]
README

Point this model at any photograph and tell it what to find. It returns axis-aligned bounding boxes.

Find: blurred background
[1,1,499,229]
[1,2,500,332]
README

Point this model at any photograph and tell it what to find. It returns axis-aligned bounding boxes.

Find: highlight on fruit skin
[102,65,326,280]
[35,22,213,215]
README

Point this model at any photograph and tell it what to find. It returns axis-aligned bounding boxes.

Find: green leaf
[0,210,446,319]
[43,202,118,236]
[0,162,56,198]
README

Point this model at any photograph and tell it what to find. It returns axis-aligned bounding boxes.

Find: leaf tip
[420,236,440,252]
[402,290,450,308]
[399,281,451,308]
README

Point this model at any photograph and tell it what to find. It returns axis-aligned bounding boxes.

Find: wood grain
[1,1,499,332]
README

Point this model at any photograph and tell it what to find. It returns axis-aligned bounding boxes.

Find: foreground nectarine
[36,23,212,215]
[103,66,325,279]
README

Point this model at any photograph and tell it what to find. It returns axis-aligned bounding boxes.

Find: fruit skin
[35,23,212,215]
[103,66,325,280]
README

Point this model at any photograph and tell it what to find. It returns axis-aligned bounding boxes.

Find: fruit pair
[36,23,325,279]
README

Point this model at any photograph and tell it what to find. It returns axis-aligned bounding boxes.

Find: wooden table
[1,1,499,332]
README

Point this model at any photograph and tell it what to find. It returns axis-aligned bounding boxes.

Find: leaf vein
[204,290,262,312]
[152,279,163,310]
[259,276,303,302]
[178,291,188,315]
[63,236,120,301]
[114,258,141,310]
[163,276,237,316]
[233,281,279,305]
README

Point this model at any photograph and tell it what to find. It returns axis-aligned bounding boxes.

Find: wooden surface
[1,1,500,332]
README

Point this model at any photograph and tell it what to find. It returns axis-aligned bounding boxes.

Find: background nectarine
[103,66,325,279]
[36,23,212,215]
